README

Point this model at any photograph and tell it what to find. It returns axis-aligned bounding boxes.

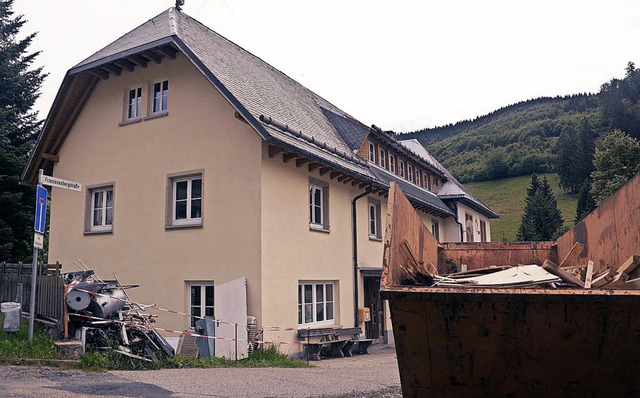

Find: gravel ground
[0,345,401,398]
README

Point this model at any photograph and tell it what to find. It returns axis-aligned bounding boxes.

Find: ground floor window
[188,282,214,327]
[298,282,334,327]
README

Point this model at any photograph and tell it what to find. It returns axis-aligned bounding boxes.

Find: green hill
[465,173,577,242]
[399,62,640,184]
[401,95,606,183]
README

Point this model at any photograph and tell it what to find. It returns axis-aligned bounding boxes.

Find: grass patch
[0,321,58,364]
[466,173,578,242]
[162,345,308,369]
[1,321,306,370]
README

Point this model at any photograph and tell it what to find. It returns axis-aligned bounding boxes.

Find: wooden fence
[0,262,65,329]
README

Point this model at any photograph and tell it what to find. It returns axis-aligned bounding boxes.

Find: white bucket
[1,302,21,332]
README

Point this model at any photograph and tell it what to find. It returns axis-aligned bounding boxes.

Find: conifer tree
[556,118,595,193]
[516,174,564,241]
[0,0,46,262]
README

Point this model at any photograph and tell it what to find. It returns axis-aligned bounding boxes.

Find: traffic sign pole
[29,169,44,343]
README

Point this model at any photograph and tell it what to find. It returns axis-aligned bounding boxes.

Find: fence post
[235,323,238,361]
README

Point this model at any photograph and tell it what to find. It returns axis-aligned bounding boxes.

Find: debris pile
[432,243,640,290]
[64,265,174,363]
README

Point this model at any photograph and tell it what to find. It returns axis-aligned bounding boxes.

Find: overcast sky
[13,0,640,132]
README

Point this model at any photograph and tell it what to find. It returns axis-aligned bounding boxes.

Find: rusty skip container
[381,181,640,398]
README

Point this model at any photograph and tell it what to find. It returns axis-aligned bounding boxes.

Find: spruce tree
[556,118,595,193]
[0,0,46,262]
[516,174,564,241]
[575,180,596,223]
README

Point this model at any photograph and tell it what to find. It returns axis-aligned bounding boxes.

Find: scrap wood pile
[415,243,639,290]
[64,261,174,363]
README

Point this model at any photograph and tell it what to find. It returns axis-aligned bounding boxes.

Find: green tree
[556,118,595,193]
[590,130,640,205]
[600,62,640,140]
[516,174,564,241]
[0,0,46,262]
[574,179,596,223]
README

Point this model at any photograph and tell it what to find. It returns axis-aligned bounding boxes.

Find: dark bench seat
[297,327,372,360]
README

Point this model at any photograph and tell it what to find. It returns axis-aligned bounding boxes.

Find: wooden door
[364,277,383,340]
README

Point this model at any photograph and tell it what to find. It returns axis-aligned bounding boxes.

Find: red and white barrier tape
[74,288,301,332]
[69,312,301,346]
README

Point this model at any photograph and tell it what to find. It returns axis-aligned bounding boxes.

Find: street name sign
[42,175,82,191]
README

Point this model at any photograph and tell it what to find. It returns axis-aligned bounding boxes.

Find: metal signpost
[29,169,82,343]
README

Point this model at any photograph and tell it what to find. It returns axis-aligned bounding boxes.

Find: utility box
[358,307,371,323]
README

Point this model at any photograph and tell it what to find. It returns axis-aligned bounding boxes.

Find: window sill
[119,117,142,127]
[309,225,330,234]
[143,111,168,121]
[368,236,383,242]
[165,223,203,231]
[84,230,113,236]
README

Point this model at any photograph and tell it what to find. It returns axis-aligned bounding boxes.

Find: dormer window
[399,160,406,178]
[416,170,422,187]
[152,80,169,114]
[408,165,414,183]
[379,148,386,169]
[424,173,429,190]
[368,142,376,163]
[127,87,142,120]
[389,155,396,174]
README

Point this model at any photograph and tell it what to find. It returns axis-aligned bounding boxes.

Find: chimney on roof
[175,0,185,10]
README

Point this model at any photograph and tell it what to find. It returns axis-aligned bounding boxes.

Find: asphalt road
[0,345,401,398]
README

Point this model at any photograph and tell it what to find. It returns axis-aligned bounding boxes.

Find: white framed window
[389,155,396,174]
[298,282,335,327]
[408,165,414,182]
[309,179,329,230]
[152,80,169,114]
[432,177,439,192]
[416,170,422,187]
[87,186,114,233]
[399,160,406,178]
[379,148,386,169]
[368,199,382,239]
[167,173,203,227]
[424,173,429,189]
[188,282,214,328]
[126,87,142,120]
[368,142,376,163]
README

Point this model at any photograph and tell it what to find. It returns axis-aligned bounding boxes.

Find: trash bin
[1,302,21,332]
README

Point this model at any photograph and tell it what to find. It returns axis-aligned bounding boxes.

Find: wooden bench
[297,327,373,360]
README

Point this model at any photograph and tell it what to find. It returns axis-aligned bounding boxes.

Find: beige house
[23,8,496,353]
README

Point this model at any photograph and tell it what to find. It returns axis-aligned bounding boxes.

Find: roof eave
[440,195,499,218]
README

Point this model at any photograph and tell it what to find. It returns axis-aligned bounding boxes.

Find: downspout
[452,202,464,242]
[352,185,373,328]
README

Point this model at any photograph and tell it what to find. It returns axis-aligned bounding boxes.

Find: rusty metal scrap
[64,268,174,363]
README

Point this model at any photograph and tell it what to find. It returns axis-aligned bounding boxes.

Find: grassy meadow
[465,173,578,242]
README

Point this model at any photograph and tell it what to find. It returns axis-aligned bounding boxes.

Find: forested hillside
[401,62,640,183]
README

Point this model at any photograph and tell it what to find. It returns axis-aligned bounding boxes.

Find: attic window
[379,148,386,169]
[390,155,396,174]
[368,142,376,163]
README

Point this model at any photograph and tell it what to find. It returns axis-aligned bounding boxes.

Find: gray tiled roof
[399,139,498,218]
[368,166,454,217]
[64,7,491,218]
[321,107,369,151]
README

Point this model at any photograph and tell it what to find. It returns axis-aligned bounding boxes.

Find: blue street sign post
[34,185,47,234]
[29,169,45,343]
